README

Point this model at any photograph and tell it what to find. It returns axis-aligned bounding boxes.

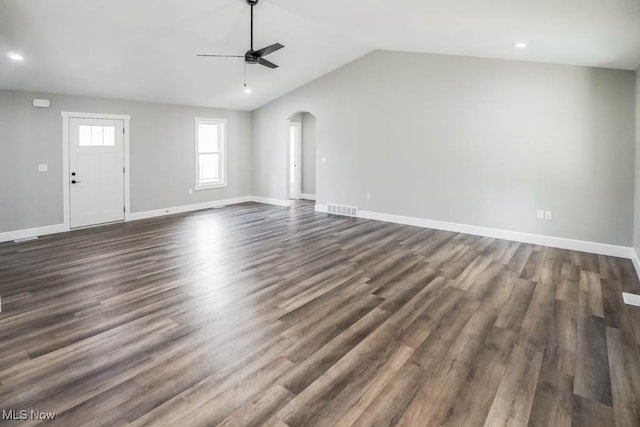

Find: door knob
[71,180,82,184]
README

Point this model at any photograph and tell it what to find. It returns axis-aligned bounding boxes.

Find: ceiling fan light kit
[198,0,284,92]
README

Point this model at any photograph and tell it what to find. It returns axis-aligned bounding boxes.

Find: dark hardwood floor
[1,201,640,426]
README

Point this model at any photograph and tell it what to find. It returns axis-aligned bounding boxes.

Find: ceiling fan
[197,0,284,69]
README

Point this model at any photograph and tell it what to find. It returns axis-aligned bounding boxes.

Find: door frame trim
[61,112,131,229]
[288,121,302,199]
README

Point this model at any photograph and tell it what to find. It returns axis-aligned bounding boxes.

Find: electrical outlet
[537,210,544,219]
[272,184,276,190]
[321,157,327,164]
[366,193,372,200]
[188,189,193,194]
[38,163,48,172]
[545,210,552,220]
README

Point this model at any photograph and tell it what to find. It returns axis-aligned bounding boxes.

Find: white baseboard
[128,195,294,222]
[359,210,631,258]
[128,196,291,221]
[0,224,69,243]
[1,196,284,242]
[251,197,292,207]
[127,196,253,221]
[300,193,317,201]
[3,202,634,268]
[630,248,640,280]
[316,205,632,259]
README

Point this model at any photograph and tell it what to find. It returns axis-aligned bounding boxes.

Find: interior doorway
[289,122,302,199]
[287,112,317,201]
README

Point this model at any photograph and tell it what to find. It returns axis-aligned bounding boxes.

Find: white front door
[289,123,302,199]
[69,118,125,228]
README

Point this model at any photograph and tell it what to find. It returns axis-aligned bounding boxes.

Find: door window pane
[79,125,92,146]
[103,127,115,146]
[91,126,104,146]
[79,125,116,146]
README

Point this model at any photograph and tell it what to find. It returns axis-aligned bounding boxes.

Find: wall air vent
[327,204,359,218]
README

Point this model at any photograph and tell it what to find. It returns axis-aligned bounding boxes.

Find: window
[79,125,115,146]
[195,118,227,190]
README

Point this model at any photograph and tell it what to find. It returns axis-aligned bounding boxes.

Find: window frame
[194,117,227,191]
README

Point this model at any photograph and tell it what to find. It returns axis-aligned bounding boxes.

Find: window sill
[195,183,228,191]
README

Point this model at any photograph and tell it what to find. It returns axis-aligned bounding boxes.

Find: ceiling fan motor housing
[246,0,259,6]
[245,51,259,64]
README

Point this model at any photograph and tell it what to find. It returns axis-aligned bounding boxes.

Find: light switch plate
[38,163,48,172]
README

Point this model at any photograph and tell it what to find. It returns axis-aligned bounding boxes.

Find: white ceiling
[1,0,639,111]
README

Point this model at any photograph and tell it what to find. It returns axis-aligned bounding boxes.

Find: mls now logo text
[2,409,56,421]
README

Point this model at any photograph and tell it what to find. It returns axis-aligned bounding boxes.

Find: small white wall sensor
[33,99,50,108]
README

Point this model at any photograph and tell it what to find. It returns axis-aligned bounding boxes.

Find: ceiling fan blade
[257,57,278,69]
[197,54,244,58]
[253,43,284,58]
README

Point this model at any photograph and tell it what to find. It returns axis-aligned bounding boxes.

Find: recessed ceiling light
[8,52,24,61]
[244,85,252,94]
[514,42,527,49]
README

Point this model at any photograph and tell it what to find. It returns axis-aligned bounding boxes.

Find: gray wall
[252,50,635,246]
[0,89,251,233]
[301,113,317,195]
[635,68,640,255]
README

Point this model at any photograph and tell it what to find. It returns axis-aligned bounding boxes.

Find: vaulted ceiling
[1,0,639,111]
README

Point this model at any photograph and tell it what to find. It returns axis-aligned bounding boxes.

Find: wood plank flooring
[1,200,640,426]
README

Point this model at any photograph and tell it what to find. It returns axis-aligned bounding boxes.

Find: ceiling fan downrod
[247,0,258,51]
